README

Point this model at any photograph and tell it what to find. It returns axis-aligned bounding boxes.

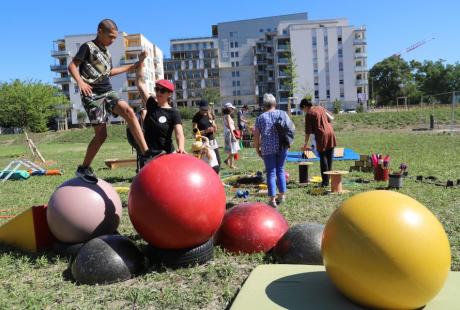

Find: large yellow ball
[322,190,451,310]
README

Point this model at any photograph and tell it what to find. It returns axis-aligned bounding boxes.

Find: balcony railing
[120,58,138,65]
[51,50,70,57]
[355,66,368,72]
[277,44,289,51]
[123,86,138,92]
[278,72,288,78]
[354,53,367,58]
[277,58,289,64]
[356,79,369,85]
[353,39,367,45]
[53,76,71,84]
[50,65,68,72]
[129,99,142,105]
[126,46,142,52]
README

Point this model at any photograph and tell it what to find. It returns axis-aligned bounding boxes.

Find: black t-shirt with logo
[192,112,215,140]
[144,97,182,153]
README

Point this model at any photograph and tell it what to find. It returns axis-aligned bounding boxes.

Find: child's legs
[262,153,277,197]
[275,150,288,195]
[112,99,148,154]
[82,123,107,167]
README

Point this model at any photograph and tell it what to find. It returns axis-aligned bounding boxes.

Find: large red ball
[216,202,289,253]
[128,154,226,249]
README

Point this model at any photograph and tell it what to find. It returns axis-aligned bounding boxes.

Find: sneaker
[268,200,278,208]
[76,165,98,184]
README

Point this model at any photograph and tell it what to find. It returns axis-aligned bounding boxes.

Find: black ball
[71,234,145,285]
[273,223,324,265]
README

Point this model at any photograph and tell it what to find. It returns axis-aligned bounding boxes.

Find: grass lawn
[0,107,459,309]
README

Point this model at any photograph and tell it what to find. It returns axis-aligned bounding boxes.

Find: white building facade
[51,32,163,125]
[288,19,368,110]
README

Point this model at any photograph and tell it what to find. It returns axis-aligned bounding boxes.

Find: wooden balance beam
[104,158,137,170]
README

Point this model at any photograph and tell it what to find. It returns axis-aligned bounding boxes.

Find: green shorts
[81,90,121,125]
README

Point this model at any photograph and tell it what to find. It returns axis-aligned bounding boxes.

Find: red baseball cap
[155,79,174,92]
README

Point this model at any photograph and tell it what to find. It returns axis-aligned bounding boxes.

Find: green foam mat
[231,264,460,309]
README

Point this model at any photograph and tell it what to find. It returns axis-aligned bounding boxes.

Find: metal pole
[452,91,455,131]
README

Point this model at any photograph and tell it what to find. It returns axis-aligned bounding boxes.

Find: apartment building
[163,13,367,110]
[163,37,219,107]
[51,33,163,125]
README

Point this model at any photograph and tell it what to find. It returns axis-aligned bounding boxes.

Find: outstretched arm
[135,51,150,105]
[174,124,186,153]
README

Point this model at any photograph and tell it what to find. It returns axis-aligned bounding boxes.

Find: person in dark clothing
[192,100,221,168]
[300,98,337,187]
[135,51,185,167]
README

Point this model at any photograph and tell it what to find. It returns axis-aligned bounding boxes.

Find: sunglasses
[155,87,170,94]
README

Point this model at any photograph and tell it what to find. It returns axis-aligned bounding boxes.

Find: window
[340,79,344,84]
[259,29,264,32]
[236,71,240,77]
[233,81,236,87]
[237,81,240,86]
[74,85,79,94]
[338,36,342,42]
[235,52,239,57]
[324,36,328,45]
[339,62,344,71]
[231,62,235,67]
[210,42,214,48]
[232,71,235,77]
[235,61,239,67]
[314,90,319,98]
[235,42,239,48]
[338,48,343,57]
[230,42,234,48]
[312,37,317,46]
[231,52,234,57]
[237,90,241,96]
[266,28,271,32]
[238,100,242,105]
[326,90,330,98]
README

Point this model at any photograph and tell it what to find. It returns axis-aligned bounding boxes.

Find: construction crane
[393,37,435,57]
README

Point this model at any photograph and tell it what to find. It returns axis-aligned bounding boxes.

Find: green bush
[333,99,342,114]
[178,107,198,120]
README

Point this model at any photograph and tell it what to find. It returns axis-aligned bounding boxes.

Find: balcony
[277,44,289,51]
[278,72,288,78]
[123,86,138,92]
[355,66,368,72]
[353,39,367,45]
[126,45,142,52]
[53,76,71,84]
[354,52,367,59]
[278,85,290,92]
[154,56,161,64]
[50,65,68,72]
[120,58,138,65]
[51,50,70,57]
[126,73,136,79]
[356,79,369,85]
[129,99,143,105]
[155,67,163,74]
[277,58,289,64]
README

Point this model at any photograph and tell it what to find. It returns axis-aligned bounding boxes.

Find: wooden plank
[304,151,317,159]
[104,159,137,170]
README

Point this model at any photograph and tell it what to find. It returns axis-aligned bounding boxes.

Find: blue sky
[0,0,458,84]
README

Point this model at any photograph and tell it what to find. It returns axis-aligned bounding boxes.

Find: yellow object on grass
[258,184,268,190]
[309,176,323,183]
[322,190,451,310]
[114,187,130,194]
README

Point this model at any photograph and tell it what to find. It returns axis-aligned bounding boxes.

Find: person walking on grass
[222,102,240,169]
[253,94,293,208]
[135,51,185,164]
[300,98,336,187]
[68,19,156,183]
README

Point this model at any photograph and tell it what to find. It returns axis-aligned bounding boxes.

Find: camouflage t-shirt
[73,40,112,94]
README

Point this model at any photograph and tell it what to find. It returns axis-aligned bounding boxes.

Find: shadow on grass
[104,176,134,184]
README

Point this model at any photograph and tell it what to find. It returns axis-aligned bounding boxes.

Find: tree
[201,87,220,106]
[0,80,68,132]
[369,56,413,106]
[284,47,298,97]
[411,59,459,95]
